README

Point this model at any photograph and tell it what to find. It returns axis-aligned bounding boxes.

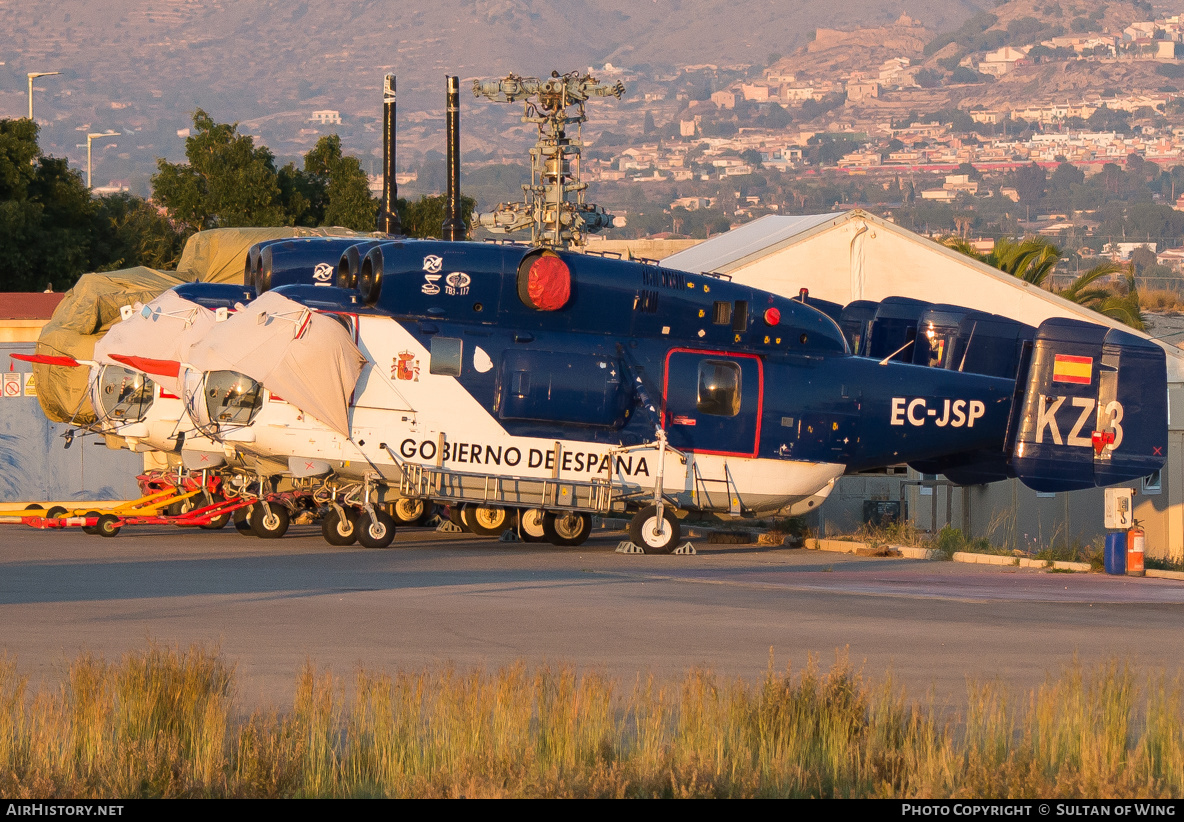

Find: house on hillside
[845,80,879,102]
[978,46,1031,77]
[710,90,736,110]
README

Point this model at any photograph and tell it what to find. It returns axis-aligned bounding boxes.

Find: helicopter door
[662,349,762,457]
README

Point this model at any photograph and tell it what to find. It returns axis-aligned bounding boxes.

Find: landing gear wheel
[357,509,396,549]
[197,491,230,530]
[391,497,426,525]
[517,509,547,542]
[250,504,290,539]
[321,507,358,546]
[542,511,592,547]
[95,514,122,538]
[468,505,509,537]
[45,506,67,520]
[82,510,102,535]
[233,505,257,536]
[628,506,681,554]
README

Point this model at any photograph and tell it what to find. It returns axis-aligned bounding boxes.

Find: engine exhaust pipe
[442,74,465,241]
[377,74,402,235]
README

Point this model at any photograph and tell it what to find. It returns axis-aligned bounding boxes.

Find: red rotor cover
[527,255,571,311]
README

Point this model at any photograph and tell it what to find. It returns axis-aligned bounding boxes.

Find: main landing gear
[628,505,681,554]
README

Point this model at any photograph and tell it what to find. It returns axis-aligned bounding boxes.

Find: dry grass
[1,646,1182,798]
[1140,290,1184,314]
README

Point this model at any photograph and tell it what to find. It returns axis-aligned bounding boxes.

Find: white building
[309,110,342,125]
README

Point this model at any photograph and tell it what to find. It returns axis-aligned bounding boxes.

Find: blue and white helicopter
[107,233,1163,553]
[90,72,1171,551]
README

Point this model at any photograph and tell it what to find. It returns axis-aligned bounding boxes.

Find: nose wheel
[628,506,680,554]
[357,509,396,549]
[321,506,358,546]
[250,504,290,539]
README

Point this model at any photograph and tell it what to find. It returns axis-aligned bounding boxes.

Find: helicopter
[32,70,1169,552]
[105,233,1167,553]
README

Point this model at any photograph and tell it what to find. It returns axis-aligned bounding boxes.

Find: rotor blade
[108,354,181,378]
[10,353,81,367]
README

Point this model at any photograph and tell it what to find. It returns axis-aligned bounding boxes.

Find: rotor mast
[472,70,624,249]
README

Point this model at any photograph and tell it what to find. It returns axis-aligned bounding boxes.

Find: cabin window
[430,337,463,376]
[712,301,732,325]
[697,360,741,417]
[204,371,263,426]
[97,365,155,423]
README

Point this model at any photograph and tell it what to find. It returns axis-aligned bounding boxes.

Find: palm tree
[943,236,1144,331]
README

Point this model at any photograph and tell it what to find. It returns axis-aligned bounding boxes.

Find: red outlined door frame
[662,347,764,458]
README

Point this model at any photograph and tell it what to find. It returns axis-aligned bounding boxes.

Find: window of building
[1143,469,1162,495]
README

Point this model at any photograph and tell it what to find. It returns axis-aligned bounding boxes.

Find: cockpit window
[697,360,741,417]
[204,371,264,426]
[96,366,154,423]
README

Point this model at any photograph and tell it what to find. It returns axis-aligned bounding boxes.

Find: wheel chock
[435,520,464,533]
[615,541,645,554]
[423,514,444,528]
[499,530,520,542]
[673,542,698,555]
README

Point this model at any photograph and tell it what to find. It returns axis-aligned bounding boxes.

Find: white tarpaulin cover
[185,291,366,436]
[92,290,218,396]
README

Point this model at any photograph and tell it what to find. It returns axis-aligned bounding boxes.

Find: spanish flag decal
[1052,354,1092,385]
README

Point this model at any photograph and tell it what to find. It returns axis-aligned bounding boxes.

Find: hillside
[0,0,979,187]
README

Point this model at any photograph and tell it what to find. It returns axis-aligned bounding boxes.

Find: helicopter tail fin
[1008,318,1166,492]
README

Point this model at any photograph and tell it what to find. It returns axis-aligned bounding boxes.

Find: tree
[944,236,1144,329]
[396,194,476,239]
[302,134,378,230]
[152,109,290,232]
[759,103,792,129]
[1048,161,1084,192]
[153,112,377,236]
[0,119,182,291]
[1013,163,1047,205]
[0,119,96,291]
[89,193,185,272]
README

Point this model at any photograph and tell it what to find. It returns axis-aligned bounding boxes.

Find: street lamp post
[27,71,61,121]
[86,132,120,189]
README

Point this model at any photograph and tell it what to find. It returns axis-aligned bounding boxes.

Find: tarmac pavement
[1,523,1182,708]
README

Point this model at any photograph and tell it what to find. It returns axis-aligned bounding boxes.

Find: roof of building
[0,292,66,320]
[663,212,844,273]
[661,208,1184,370]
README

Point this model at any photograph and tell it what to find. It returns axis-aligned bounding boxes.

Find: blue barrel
[1104,532,1126,575]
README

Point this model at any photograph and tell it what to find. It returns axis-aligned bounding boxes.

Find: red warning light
[526,254,571,311]
[764,307,781,326]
